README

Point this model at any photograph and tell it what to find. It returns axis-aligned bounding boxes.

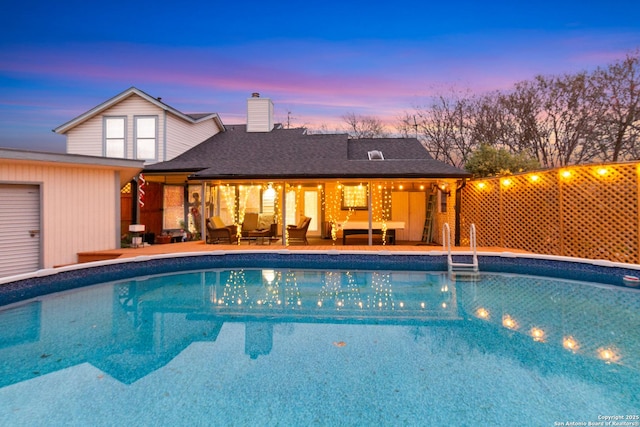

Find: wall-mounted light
[264,184,276,200]
[436,181,451,195]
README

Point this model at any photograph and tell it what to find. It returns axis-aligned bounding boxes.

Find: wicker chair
[206,217,239,244]
[287,216,311,245]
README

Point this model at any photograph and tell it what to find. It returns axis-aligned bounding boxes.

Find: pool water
[1,268,639,426]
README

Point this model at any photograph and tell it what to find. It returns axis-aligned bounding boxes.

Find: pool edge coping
[2,248,640,287]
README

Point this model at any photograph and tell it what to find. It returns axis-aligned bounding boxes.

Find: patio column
[280,182,287,246]
[368,181,373,246]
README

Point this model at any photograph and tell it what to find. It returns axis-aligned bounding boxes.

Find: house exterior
[54,87,224,164]
[141,94,471,245]
[54,89,471,246]
[0,148,142,277]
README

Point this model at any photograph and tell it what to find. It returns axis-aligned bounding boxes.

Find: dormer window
[135,116,157,161]
[104,117,126,158]
[368,150,384,160]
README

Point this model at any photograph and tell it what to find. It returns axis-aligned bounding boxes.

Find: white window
[135,116,157,160]
[439,190,448,213]
[104,117,125,158]
[163,185,184,230]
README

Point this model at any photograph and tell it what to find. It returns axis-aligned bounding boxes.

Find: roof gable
[53,87,223,134]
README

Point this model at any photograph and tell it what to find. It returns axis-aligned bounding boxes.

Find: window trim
[134,115,158,161]
[439,189,448,213]
[103,116,127,158]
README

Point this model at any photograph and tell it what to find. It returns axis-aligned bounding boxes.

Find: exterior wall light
[437,181,451,195]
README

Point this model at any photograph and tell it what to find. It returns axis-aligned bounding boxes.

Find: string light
[222,270,249,306]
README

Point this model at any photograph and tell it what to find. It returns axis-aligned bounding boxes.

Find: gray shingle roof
[143,125,471,180]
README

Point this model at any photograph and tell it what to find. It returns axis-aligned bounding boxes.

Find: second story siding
[166,113,221,161]
[66,95,164,162]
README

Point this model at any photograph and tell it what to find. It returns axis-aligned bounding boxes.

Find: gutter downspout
[455,179,467,247]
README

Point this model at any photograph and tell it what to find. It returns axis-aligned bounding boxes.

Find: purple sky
[1,0,639,152]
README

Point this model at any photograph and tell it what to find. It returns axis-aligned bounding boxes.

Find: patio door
[0,184,41,277]
[303,190,320,236]
[391,191,426,241]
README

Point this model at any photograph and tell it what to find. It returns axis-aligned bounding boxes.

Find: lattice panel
[460,163,640,264]
[460,179,501,247]
[501,173,561,254]
[559,164,638,263]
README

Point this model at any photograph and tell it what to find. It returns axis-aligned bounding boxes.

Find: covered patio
[137,124,471,248]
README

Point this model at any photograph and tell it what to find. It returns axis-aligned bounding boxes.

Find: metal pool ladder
[443,223,479,279]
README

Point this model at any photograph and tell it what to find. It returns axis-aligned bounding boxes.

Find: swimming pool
[0,252,639,425]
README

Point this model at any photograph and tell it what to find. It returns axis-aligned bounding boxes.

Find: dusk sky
[1,0,639,152]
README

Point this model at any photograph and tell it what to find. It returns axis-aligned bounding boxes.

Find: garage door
[0,184,41,278]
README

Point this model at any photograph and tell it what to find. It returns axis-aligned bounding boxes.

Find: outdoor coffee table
[248,229,272,245]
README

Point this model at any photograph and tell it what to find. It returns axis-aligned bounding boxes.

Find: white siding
[65,93,221,163]
[0,160,118,269]
[66,94,164,161]
[165,114,221,161]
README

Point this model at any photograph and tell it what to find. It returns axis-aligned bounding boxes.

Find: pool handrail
[443,223,478,275]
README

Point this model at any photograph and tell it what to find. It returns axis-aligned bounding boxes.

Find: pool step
[443,223,480,279]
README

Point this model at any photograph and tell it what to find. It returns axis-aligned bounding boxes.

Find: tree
[341,112,388,138]
[408,88,478,168]
[401,51,640,168]
[470,91,516,149]
[464,144,540,178]
[591,51,640,161]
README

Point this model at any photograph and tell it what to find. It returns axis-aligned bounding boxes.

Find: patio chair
[206,217,239,244]
[241,212,260,238]
[287,216,311,245]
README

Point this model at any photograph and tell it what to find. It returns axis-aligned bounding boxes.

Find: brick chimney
[246,93,274,132]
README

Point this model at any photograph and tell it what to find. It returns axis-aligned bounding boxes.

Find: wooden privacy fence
[460,162,640,264]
